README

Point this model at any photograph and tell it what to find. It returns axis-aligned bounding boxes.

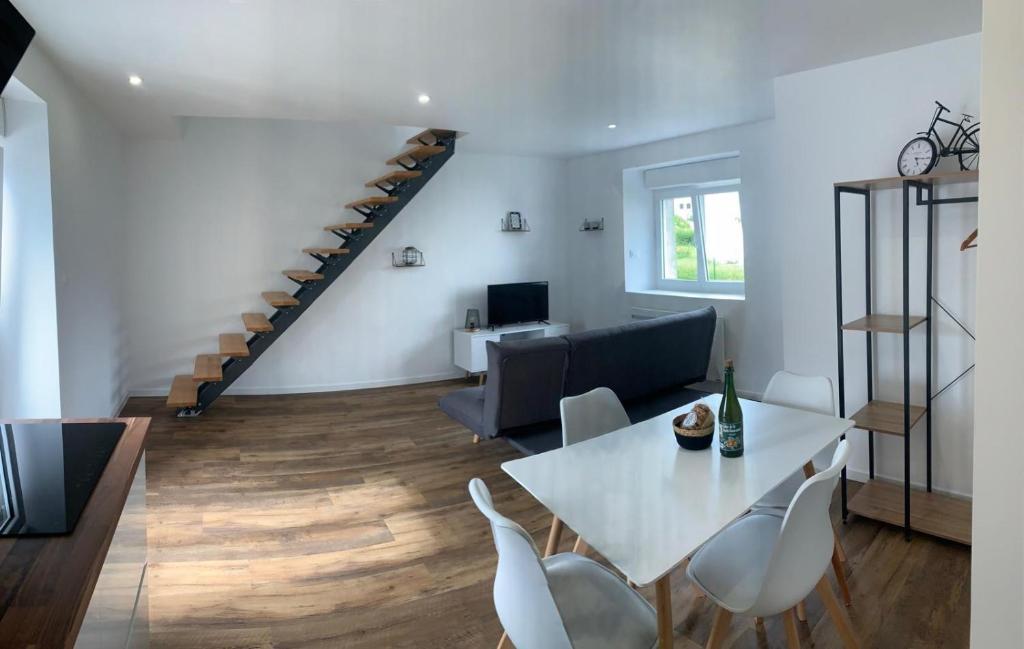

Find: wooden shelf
[851,400,926,436]
[848,479,971,545]
[835,169,978,191]
[842,314,926,333]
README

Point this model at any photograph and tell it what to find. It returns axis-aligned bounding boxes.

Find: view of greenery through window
[671,198,698,279]
[667,192,744,282]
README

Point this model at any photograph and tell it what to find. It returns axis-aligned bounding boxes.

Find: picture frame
[507,211,523,231]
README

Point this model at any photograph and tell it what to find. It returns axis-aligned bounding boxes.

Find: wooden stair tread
[303,247,350,256]
[345,196,399,209]
[406,128,459,145]
[167,375,198,408]
[851,400,926,436]
[262,291,300,307]
[848,479,971,545]
[242,313,273,333]
[843,314,926,333]
[324,222,373,231]
[219,333,250,357]
[386,145,445,166]
[365,170,421,187]
[194,354,223,382]
[283,269,324,282]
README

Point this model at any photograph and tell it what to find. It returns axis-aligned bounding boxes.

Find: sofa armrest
[481,337,569,439]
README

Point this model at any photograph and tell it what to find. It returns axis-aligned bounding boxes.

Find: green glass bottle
[718,359,743,457]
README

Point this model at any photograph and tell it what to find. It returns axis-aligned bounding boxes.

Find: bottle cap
[725,359,734,369]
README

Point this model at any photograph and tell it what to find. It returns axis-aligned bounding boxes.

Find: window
[655,183,744,294]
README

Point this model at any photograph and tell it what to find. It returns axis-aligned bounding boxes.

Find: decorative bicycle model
[897,100,980,176]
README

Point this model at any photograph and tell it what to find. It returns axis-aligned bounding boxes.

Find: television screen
[487,282,548,327]
[0,1,34,95]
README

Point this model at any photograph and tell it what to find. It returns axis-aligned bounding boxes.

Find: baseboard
[844,468,972,500]
[128,370,465,399]
[111,390,130,417]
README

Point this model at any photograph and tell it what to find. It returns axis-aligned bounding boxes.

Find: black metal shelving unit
[834,169,976,545]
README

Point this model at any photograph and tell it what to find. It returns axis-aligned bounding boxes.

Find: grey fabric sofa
[438,307,717,455]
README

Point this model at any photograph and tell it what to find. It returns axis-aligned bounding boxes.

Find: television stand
[453,321,570,375]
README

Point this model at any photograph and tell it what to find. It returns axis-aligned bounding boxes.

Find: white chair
[469,478,659,649]
[543,387,632,556]
[753,371,852,610]
[687,441,860,649]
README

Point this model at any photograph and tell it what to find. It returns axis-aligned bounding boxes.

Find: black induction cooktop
[0,422,125,537]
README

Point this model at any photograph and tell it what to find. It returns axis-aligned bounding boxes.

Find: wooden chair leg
[706,606,733,649]
[783,608,801,649]
[831,545,853,606]
[572,536,590,556]
[544,516,564,557]
[496,631,512,649]
[834,527,848,563]
[796,600,807,621]
[655,575,674,649]
[816,575,861,649]
[754,616,765,631]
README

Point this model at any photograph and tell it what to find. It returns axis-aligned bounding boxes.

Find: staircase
[166,128,460,416]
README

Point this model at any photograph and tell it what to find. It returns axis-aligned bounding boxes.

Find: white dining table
[502,393,854,649]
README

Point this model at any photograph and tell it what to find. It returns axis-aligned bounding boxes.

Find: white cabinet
[453,322,570,374]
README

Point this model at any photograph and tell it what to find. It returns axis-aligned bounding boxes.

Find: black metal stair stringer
[179,134,457,415]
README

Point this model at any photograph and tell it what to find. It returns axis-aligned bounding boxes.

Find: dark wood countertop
[0,417,150,649]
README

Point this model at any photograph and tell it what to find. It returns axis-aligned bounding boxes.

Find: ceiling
[15,0,981,157]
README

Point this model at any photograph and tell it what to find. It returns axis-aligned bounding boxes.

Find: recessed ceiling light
[128,75,143,87]
[607,123,617,129]
[417,94,431,104]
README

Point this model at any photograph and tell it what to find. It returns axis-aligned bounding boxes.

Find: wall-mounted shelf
[834,170,977,545]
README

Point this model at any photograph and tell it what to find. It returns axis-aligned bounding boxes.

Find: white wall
[9,44,130,417]
[775,34,981,496]
[0,92,61,418]
[565,121,782,396]
[123,118,569,394]
[970,0,1023,643]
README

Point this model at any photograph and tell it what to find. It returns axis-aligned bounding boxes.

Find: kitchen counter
[0,417,150,649]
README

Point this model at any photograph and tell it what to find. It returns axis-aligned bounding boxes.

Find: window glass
[701,191,744,282]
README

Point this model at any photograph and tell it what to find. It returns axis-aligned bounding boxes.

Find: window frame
[653,181,745,295]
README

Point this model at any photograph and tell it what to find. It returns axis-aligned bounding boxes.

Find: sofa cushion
[481,337,570,439]
[563,307,716,402]
[623,386,710,424]
[437,386,486,436]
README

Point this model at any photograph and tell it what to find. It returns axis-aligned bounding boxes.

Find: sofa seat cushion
[624,386,710,424]
[438,386,486,436]
[504,386,711,456]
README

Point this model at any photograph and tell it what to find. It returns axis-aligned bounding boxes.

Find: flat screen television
[487,281,548,328]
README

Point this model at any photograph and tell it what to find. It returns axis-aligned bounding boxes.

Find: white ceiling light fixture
[417,94,430,105]
[607,123,617,129]
[128,75,143,87]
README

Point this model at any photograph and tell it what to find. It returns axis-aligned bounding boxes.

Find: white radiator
[629,307,726,382]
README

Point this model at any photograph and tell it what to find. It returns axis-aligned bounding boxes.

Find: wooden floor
[122,380,971,649]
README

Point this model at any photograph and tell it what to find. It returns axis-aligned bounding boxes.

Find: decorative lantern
[392,246,425,267]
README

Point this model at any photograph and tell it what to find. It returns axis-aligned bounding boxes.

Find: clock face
[899,138,935,176]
